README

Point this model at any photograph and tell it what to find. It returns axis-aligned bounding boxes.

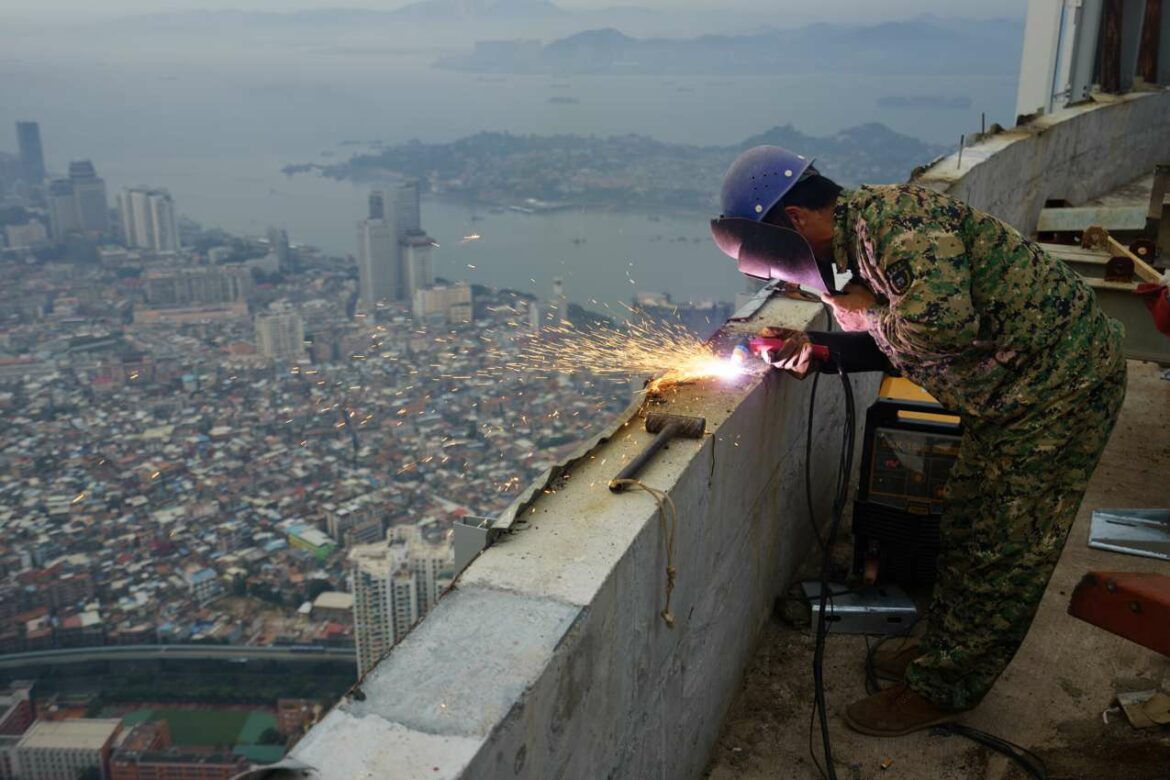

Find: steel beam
[1069,571,1170,656]
[1038,205,1146,231]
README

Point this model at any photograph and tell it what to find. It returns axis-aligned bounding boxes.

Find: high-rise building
[347,526,451,676]
[120,187,178,252]
[390,179,421,236]
[68,160,109,235]
[267,226,292,272]
[402,233,435,300]
[255,307,306,362]
[348,543,418,677]
[368,189,386,221]
[15,122,45,184]
[357,184,437,312]
[0,152,20,195]
[389,568,418,645]
[46,179,80,239]
[356,197,399,310]
[389,524,454,617]
[148,191,178,252]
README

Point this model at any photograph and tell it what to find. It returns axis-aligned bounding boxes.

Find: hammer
[609,412,707,492]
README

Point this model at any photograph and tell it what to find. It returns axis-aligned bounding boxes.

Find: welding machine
[852,376,962,585]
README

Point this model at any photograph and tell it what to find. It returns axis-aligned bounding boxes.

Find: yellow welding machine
[852,376,962,585]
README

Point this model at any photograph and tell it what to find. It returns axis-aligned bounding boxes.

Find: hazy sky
[4,0,1025,21]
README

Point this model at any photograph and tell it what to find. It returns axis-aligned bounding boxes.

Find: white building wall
[149,192,178,252]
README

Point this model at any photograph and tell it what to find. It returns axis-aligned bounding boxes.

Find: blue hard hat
[719,145,815,221]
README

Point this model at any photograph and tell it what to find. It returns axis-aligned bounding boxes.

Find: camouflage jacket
[832,184,1124,423]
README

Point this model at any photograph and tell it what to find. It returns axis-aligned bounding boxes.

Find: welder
[711,146,1126,736]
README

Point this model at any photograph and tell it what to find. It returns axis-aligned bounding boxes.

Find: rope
[610,478,679,628]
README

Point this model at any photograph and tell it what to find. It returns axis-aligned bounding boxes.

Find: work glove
[751,327,827,379]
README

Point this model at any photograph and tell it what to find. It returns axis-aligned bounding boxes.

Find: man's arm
[865,219,979,359]
[806,330,894,374]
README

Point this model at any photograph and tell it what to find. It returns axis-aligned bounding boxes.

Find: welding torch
[731,330,892,378]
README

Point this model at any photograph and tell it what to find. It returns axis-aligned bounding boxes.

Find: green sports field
[119,707,278,748]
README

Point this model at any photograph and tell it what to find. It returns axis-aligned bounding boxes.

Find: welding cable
[807,368,857,780]
[861,601,1049,778]
[804,373,828,554]
[803,369,1047,780]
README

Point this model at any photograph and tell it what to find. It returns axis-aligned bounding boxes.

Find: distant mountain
[120,2,565,30]
[392,0,565,20]
[438,18,1024,75]
[286,122,949,212]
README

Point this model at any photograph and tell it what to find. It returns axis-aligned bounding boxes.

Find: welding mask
[712,145,840,294]
[709,216,840,294]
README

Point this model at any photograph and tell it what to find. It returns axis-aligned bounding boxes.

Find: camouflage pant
[905,360,1127,711]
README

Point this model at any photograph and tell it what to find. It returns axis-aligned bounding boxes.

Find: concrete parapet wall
[276,297,878,780]
[915,89,1170,233]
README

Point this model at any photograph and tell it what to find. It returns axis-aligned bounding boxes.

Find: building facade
[355,212,398,310]
[15,122,45,184]
[4,221,48,249]
[120,188,178,252]
[46,180,80,239]
[348,525,453,676]
[413,282,472,324]
[69,161,109,235]
[348,544,418,677]
[143,268,251,308]
[357,182,436,311]
[13,719,121,780]
[254,308,305,362]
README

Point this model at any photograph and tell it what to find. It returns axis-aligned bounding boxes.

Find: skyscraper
[120,187,178,252]
[390,179,421,236]
[68,160,109,235]
[47,179,80,239]
[15,121,45,184]
[356,213,398,310]
[402,233,435,301]
[0,152,20,195]
[267,226,292,272]
[357,182,438,312]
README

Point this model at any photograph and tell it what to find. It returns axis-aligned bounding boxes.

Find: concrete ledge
[271,295,878,780]
[915,89,1170,232]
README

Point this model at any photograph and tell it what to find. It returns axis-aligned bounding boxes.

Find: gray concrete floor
[705,361,1170,780]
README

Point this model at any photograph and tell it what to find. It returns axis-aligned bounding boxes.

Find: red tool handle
[748,337,831,363]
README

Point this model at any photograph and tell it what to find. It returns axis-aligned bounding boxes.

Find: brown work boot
[844,684,960,737]
[872,638,921,681]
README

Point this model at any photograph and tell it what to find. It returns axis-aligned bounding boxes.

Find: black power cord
[863,635,1049,780]
[807,367,857,780]
[804,367,1046,780]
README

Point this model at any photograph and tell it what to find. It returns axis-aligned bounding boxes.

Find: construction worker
[711,146,1127,736]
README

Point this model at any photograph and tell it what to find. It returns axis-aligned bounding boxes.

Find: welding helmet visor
[709,216,838,294]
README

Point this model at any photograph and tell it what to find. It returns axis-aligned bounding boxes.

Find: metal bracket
[801,582,918,635]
